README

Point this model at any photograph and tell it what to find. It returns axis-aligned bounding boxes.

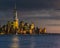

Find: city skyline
[0,0,60,33]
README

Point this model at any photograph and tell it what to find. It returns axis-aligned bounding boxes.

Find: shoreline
[0,33,60,35]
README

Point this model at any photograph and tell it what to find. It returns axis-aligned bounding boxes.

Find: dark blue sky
[0,0,60,19]
[0,0,60,10]
[0,0,60,18]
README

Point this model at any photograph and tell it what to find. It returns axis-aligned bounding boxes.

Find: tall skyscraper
[13,3,19,29]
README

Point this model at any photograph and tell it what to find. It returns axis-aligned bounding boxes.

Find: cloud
[19,9,60,17]
[19,10,51,17]
[0,9,60,20]
[46,24,60,26]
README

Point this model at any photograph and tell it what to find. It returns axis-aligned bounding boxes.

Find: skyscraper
[13,3,19,29]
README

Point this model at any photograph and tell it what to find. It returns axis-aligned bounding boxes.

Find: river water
[0,34,60,48]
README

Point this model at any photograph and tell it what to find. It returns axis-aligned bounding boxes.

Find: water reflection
[19,35,36,48]
[10,35,19,48]
[0,35,60,48]
[30,36,35,48]
[10,35,59,48]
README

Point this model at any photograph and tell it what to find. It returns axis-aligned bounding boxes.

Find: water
[0,34,60,48]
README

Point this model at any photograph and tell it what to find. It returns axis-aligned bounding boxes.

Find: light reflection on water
[0,35,60,48]
[10,35,19,48]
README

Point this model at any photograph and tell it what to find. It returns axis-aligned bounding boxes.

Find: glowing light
[10,36,19,48]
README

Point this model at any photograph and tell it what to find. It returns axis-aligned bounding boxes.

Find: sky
[0,0,60,33]
[0,0,60,10]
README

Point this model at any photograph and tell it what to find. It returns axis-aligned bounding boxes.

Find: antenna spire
[15,1,16,10]
[14,0,18,20]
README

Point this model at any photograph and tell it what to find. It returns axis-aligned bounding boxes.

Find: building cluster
[0,4,46,35]
[0,21,46,35]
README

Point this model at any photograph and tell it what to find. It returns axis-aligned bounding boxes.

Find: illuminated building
[13,4,19,29]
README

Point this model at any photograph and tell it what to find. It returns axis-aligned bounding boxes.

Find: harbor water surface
[0,34,60,48]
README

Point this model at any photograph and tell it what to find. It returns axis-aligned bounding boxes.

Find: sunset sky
[0,0,60,33]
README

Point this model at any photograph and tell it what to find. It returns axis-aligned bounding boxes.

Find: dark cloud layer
[0,0,60,10]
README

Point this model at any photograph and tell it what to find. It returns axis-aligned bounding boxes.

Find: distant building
[13,4,19,29]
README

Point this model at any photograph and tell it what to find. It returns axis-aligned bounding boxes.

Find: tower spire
[14,2,17,20]
[13,1,19,29]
